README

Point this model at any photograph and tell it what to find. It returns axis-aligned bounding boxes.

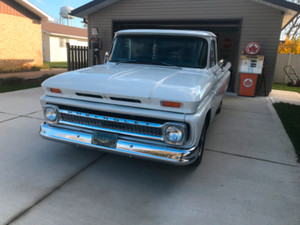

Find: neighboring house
[0,0,53,71]
[41,22,88,62]
[71,0,300,96]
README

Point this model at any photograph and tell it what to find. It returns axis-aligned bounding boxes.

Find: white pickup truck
[40,29,231,166]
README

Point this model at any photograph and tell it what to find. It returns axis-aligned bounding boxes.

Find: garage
[71,0,300,96]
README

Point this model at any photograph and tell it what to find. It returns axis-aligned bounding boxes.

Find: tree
[283,0,300,40]
[278,38,300,54]
[285,15,300,40]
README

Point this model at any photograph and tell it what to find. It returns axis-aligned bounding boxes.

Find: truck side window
[210,40,216,67]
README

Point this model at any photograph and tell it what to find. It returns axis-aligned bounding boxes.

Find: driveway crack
[0,116,21,124]
[206,148,299,168]
[25,110,42,116]
[5,153,106,225]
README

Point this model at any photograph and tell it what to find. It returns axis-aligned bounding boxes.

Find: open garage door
[113,20,241,92]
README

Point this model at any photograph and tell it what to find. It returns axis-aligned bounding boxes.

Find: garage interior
[113,20,241,92]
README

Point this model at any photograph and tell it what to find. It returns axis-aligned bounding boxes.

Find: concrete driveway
[0,88,299,225]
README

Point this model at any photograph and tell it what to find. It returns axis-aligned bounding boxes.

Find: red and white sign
[243,78,254,88]
[246,42,260,55]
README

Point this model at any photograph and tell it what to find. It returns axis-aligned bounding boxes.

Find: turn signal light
[50,88,62,94]
[161,101,181,108]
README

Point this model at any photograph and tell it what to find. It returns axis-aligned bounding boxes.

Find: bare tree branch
[285,15,300,39]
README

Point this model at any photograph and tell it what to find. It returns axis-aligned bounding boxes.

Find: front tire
[216,100,222,114]
[189,120,207,167]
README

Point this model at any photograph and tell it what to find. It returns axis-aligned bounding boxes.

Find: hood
[42,63,215,114]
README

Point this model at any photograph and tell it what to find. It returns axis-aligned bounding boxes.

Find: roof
[14,0,54,21]
[253,0,300,12]
[42,22,88,39]
[71,0,120,18]
[71,0,300,29]
[116,29,217,38]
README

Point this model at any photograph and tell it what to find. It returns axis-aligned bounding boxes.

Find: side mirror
[104,51,109,64]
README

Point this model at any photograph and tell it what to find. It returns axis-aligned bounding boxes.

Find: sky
[29,0,90,28]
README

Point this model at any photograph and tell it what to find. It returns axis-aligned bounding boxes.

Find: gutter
[42,31,88,40]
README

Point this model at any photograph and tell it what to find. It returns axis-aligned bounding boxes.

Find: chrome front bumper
[40,123,198,165]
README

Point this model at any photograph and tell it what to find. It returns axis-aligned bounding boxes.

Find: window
[210,40,217,67]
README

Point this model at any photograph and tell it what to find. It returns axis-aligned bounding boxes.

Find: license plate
[91,131,118,148]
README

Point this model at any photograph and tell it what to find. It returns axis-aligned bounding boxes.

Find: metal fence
[67,43,88,71]
[273,54,300,84]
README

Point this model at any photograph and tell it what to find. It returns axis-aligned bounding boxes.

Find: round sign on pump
[243,78,254,88]
[246,42,260,55]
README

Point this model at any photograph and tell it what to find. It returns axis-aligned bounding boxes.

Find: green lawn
[0,75,52,93]
[44,62,68,68]
[272,83,300,94]
[0,64,50,73]
[273,103,300,162]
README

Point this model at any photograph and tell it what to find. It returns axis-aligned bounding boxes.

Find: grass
[44,62,68,68]
[0,75,52,93]
[0,62,67,73]
[272,83,300,94]
[0,64,50,73]
[273,103,300,162]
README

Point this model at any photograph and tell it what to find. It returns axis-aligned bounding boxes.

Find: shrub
[278,38,300,54]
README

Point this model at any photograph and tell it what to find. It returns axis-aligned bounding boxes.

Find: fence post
[71,46,75,71]
[85,47,88,67]
[81,47,84,69]
[67,43,71,71]
[73,46,76,70]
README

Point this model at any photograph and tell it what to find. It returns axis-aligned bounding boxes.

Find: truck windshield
[109,35,208,68]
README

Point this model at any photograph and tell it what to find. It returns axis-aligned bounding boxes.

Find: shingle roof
[41,22,88,38]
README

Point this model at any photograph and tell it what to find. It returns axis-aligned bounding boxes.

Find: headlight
[164,124,186,145]
[45,107,57,122]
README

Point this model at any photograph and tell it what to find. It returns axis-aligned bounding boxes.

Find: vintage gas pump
[90,28,102,65]
[239,42,264,97]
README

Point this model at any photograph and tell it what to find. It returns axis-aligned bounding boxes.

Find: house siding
[42,34,87,62]
[88,0,283,95]
[0,13,43,71]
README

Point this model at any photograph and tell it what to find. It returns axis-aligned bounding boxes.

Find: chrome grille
[58,109,163,140]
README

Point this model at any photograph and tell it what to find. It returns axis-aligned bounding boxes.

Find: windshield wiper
[115,59,137,65]
[115,60,183,69]
[156,62,183,70]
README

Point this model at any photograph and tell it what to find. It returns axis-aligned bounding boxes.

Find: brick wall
[0,13,43,71]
